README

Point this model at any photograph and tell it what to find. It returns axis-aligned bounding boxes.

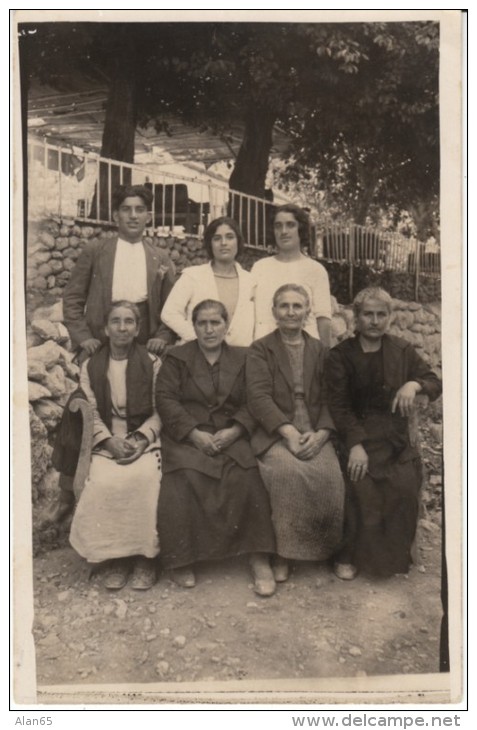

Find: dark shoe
[102,559,131,590]
[130,557,156,591]
[250,555,276,597]
[171,566,196,588]
[333,562,358,581]
[273,556,289,583]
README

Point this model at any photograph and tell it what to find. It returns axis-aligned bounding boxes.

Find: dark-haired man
[63,184,175,358]
[47,186,175,525]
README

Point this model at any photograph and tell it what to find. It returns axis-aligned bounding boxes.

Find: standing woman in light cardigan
[160,217,255,346]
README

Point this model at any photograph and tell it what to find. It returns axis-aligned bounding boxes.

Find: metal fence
[27,136,276,246]
[27,136,440,287]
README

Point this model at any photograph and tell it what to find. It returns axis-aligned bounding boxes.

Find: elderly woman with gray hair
[246,283,345,582]
[325,287,442,579]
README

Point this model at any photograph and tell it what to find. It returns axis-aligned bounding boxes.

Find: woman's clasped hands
[189,424,244,457]
[279,424,331,460]
[104,433,148,465]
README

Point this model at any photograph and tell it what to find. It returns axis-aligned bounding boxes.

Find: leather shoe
[172,566,196,588]
[102,560,131,590]
[130,557,156,591]
[333,562,358,581]
[273,557,289,583]
[250,556,276,597]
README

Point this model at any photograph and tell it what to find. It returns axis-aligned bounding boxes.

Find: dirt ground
[31,401,445,689]
[32,522,442,688]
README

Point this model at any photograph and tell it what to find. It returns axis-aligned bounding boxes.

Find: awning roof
[28,84,291,166]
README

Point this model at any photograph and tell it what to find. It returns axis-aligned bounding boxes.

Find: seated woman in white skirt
[69,301,161,591]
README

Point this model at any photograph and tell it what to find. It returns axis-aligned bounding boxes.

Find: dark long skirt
[157,460,276,569]
[338,439,421,577]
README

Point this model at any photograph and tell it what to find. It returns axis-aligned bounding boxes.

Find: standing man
[63,184,175,358]
[46,184,175,525]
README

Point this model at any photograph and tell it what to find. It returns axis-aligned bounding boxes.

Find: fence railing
[27,135,440,287]
[27,136,277,247]
[317,223,441,274]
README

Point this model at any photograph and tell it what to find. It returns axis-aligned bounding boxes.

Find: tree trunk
[352,161,379,226]
[228,105,277,246]
[89,31,138,220]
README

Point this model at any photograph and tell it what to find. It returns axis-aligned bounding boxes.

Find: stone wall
[26,217,441,312]
[25,217,441,514]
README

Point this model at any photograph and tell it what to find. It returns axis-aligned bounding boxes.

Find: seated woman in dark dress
[155,299,276,596]
[325,287,442,579]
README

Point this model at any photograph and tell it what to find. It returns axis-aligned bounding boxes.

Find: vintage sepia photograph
[12,9,463,708]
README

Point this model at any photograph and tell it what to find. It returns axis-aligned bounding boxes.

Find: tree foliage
[280,22,439,233]
[19,21,440,233]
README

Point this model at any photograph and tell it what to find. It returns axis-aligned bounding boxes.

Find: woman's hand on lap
[190,428,221,457]
[296,429,330,460]
[116,434,149,465]
[104,436,138,461]
[347,444,369,482]
[278,424,304,457]
[213,424,244,450]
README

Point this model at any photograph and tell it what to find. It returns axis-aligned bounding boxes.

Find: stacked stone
[26,219,116,310]
[26,300,79,503]
[150,234,208,273]
[26,218,219,311]
[330,297,441,374]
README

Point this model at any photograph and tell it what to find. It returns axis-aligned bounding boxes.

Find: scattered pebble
[146,634,157,642]
[159,628,170,636]
[57,591,69,602]
[148,606,157,614]
[206,620,217,628]
[173,635,187,648]
[155,660,170,677]
[246,602,259,609]
[114,600,128,619]
[419,627,429,634]
[393,610,407,619]
[143,618,152,632]
[418,565,427,573]
[349,646,362,657]
[339,657,346,664]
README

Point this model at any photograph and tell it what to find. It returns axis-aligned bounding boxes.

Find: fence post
[414,237,420,302]
[349,225,355,302]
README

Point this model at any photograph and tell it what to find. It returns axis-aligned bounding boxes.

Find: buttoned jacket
[246,329,335,457]
[156,340,257,475]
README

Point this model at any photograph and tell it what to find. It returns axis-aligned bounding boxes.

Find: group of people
[52,184,441,595]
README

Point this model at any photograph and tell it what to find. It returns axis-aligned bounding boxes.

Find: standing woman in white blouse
[161,217,255,347]
[251,204,332,347]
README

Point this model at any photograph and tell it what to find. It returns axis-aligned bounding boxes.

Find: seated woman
[246,284,345,581]
[325,287,442,579]
[69,301,161,591]
[155,299,276,596]
[160,216,254,346]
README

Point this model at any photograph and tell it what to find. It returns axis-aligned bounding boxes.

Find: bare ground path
[32,521,442,688]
